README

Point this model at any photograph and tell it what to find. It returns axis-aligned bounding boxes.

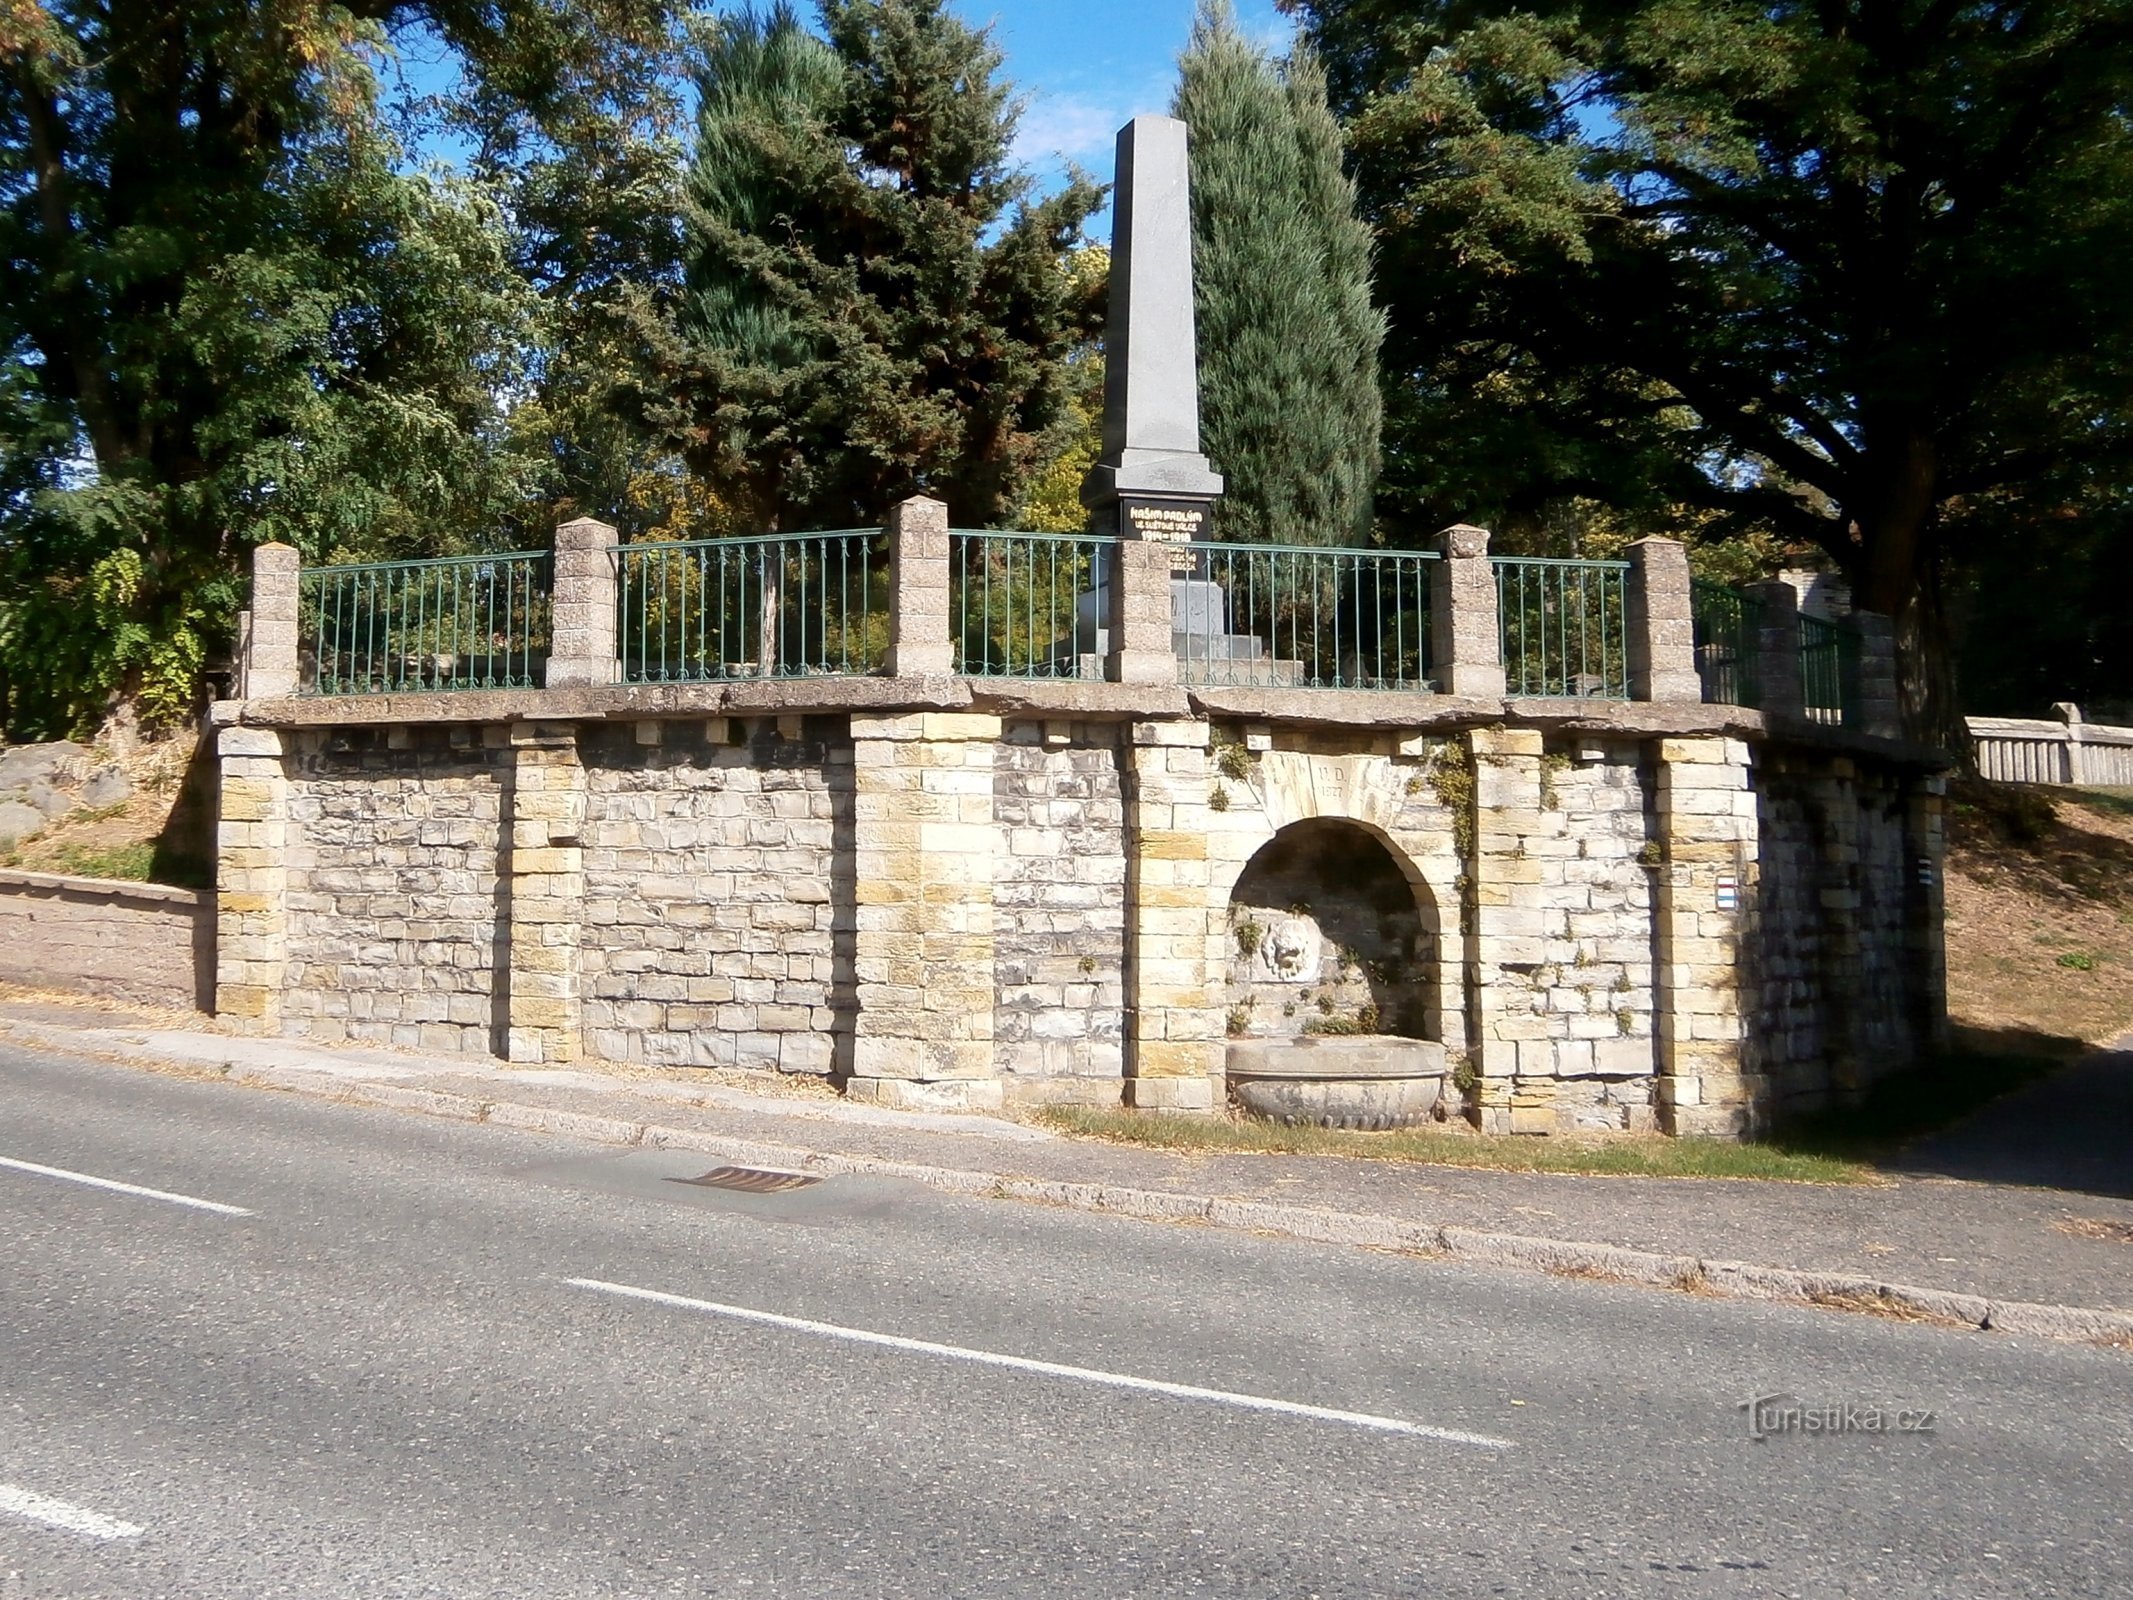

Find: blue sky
[389,1,1297,222]
[984,0,1295,198]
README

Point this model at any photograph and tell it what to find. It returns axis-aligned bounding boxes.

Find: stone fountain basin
[1225,1036,1448,1130]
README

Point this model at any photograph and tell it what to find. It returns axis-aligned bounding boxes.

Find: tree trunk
[1892,555,1974,771]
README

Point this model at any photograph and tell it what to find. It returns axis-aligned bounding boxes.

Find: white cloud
[1011,91,1130,169]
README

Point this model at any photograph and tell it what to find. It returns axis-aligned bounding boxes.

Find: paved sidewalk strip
[5,999,2130,1351]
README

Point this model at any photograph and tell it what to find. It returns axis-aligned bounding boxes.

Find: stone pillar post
[848,712,1001,1109]
[1853,611,1901,739]
[215,726,290,1032]
[1907,774,1951,1056]
[1122,719,1224,1111]
[1744,580,1803,720]
[247,543,301,699]
[1464,726,1549,1132]
[1430,524,1506,698]
[504,721,586,1064]
[546,518,619,688]
[2052,702,2088,785]
[886,496,955,677]
[1653,737,1758,1137]
[1625,537,1701,702]
[1108,538,1180,686]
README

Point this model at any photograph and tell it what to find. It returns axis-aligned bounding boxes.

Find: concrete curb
[198,1056,2133,1355]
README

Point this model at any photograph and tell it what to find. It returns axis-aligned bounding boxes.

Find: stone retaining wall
[212,706,1943,1137]
[281,727,508,1052]
[577,718,851,1074]
[0,869,210,1011]
[991,725,1127,1100]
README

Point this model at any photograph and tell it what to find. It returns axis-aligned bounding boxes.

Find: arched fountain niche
[1224,820,1446,1128]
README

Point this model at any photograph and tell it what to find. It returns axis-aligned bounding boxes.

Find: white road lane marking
[0,1154,252,1216]
[566,1276,1512,1448]
[0,1484,144,1541]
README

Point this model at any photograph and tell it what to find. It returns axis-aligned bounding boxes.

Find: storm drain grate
[674,1165,822,1195]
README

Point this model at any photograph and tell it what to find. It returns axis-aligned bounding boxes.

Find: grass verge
[1036,1042,2081,1184]
[1032,1106,1874,1184]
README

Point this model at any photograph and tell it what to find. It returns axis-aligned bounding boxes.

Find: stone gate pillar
[1653,737,1758,1135]
[504,721,587,1063]
[848,712,1001,1109]
[215,726,291,1032]
[246,543,302,699]
[1625,537,1700,702]
[1122,719,1224,1111]
[1430,524,1506,698]
[886,496,956,677]
[1465,725,1548,1131]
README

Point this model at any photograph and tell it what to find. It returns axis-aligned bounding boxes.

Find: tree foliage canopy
[653,0,1104,532]
[1175,0,1383,547]
[0,0,682,736]
[1293,0,2133,726]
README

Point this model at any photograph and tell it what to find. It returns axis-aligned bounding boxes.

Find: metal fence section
[1690,579,1764,708]
[1494,557,1630,698]
[616,531,887,683]
[299,551,552,695]
[1174,543,1438,691]
[950,530,1116,679]
[1798,611,1861,728]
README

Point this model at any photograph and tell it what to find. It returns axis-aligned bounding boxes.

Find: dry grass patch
[1802,1285,1967,1327]
[1,734,209,888]
[1944,783,2133,1049]
[2055,1216,2133,1245]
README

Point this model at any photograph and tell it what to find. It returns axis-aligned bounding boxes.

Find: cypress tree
[1174,1,1384,546]
[662,0,1103,530]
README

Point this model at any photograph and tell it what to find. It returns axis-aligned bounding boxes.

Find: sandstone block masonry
[218,513,1944,1136]
[211,697,1943,1136]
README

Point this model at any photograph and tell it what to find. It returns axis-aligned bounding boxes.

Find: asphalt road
[2,1042,2128,1599]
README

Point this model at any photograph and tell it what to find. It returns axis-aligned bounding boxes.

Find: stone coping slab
[210,679,1945,766]
[0,867,202,907]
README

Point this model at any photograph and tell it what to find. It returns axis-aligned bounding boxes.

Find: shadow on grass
[1762,1025,2087,1173]
[1803,1024,2133,1201]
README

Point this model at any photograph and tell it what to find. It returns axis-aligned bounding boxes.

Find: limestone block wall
[991,725,1127,1099]
[577,719,852,1073]
[1481,742,1660,1132]
[1745,755,1936,1115]
[213,694,1946,1139]
[0,870,210,1010]
[280,727,508,1050]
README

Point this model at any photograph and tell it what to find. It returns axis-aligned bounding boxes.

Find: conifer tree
[1173,1,1384,546]
[659,0,1103,530]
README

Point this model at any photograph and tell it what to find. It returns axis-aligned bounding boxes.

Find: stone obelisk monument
[1080,115,1223,545]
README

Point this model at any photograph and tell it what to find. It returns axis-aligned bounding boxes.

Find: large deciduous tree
[0,0,681,738]
[654,0,1104,531]
[1291,0,2133,740]
[1175,0,1383,546]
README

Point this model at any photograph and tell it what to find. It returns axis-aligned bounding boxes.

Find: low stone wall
[0,869,210,1010]
[206,687,1946,1137]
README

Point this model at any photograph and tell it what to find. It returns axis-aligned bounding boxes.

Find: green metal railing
[1177,542,1438,690]
[1691,578,1764,708]
[298,551,552,694]
[1798,611,1862,728]
[951,530,1115,679]
[616,530,887,683]
[1494,557,1630,698]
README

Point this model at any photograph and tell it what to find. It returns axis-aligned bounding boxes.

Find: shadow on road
[1881,1033,2133,1200]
